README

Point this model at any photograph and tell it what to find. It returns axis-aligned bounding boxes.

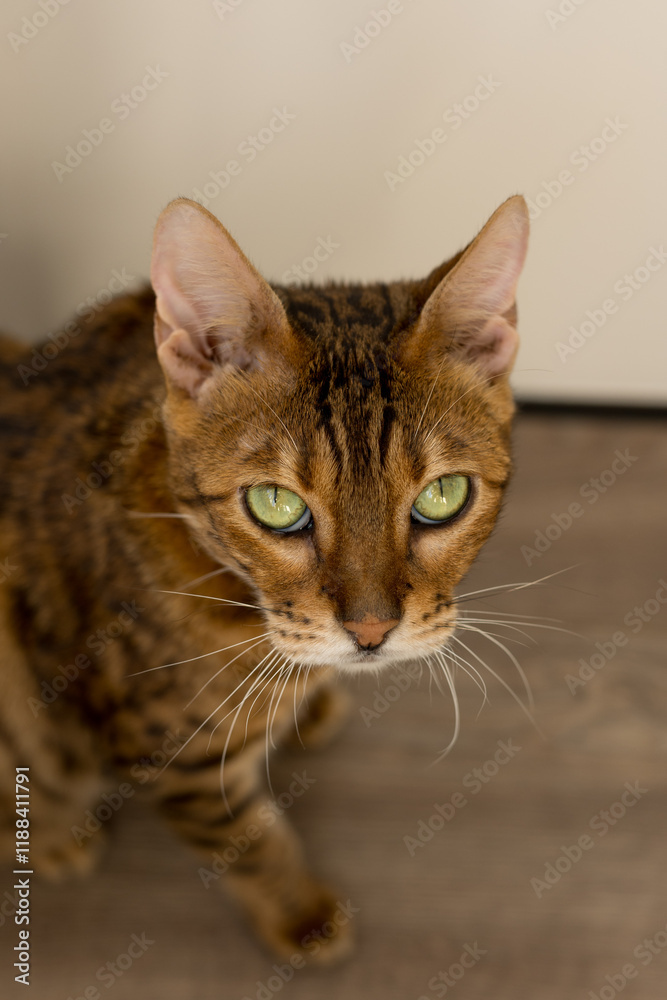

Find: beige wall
[1,0,666,404]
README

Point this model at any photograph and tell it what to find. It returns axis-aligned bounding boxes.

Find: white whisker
[183,635,271,708]
[415,354,448,434]
[291,664,305,749]
[423,372,505,444]
[456,614,584,640]
[149,587,265,613]
[155,653,274,775]
[426,655,445,699]
[262,659,293,800]
[457,609,562,622]
[451,566,578,604]
[449,634,544,738]
[244,382,298,453]
[217,655,281,812]
[127,632,270,677]
[297,663,314,713]
[211,652,281,748]
[240,655,286,744]
[430,651,460,762]
[441,645,489,706]
[216,653,285,814]
[126,511,190,519]
[455,623,534,708]
[182,566,231,590]
[454,621,533,647]
[269,664,295,752]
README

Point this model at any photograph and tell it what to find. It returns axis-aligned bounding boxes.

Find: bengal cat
[0,195,528,962]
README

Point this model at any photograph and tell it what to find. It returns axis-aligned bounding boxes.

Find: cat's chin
[338,650,398,673]
[275,632,455,676]
[295,648,431,677]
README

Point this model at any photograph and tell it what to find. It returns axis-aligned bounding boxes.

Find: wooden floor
[2,410,667,999]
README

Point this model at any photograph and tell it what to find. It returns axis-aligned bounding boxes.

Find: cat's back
[0,286,157,416]
[0,331,49,487]
[0,331,35,415]
[0,286,159,499]
[0,331,28,363]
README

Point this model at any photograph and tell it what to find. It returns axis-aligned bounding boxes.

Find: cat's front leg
[0,635,107,878]
[149,739,354,964]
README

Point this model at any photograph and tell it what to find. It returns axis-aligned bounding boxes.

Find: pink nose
[343,615,399,650]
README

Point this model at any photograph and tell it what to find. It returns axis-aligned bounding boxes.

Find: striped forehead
[278,282,400,341]
[308,346,396,485]
[229,348,398,488]
[233,280,501,492]
[274,281,413,478]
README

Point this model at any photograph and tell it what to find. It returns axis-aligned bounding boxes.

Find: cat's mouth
[264,602,458,674]
[271,623,456,675]
[347,648,388,665]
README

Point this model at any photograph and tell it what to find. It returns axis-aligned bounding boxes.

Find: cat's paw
[285,685,352,752]
[255,882,356,966]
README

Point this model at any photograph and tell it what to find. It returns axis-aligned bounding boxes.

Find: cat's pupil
[246,484,309,532]
[412,475,470,524]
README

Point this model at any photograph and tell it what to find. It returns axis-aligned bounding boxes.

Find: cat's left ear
[151,198,296,398]
[399,195,529,379]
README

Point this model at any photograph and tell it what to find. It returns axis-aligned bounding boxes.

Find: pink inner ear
[411,197,528,377]
[152,270,206,349]
[157,329,215,398]
[461,316,519,378]
[150,198,296,399]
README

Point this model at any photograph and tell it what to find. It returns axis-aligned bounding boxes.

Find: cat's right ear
[150,198,295,398]
[397,195,529,380]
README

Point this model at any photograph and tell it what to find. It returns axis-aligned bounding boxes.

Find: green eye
[246,485,311,532]
[412,475,470,524]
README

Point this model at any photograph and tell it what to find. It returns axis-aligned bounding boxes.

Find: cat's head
[150,196,528,673]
